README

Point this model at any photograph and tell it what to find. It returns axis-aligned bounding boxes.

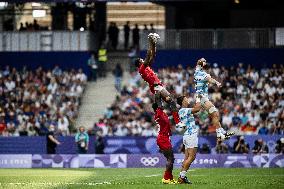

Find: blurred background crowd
[0,66,87,136]
[94,63,284,137]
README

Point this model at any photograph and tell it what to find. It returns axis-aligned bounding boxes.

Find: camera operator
[252,138,269,154]
[275,138,284,154]
[233,136,249,154]
[46,125,61,154]
[215,140,229,154]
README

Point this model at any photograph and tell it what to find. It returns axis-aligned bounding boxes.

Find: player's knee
[209,106,218,115]
[165,96,171,102]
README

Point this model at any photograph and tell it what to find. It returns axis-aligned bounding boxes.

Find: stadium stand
[95,63,284,137]
[0,66,87,136]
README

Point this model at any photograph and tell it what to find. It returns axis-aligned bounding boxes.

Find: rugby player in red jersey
[152,92,176,184]
[135,33,180,125]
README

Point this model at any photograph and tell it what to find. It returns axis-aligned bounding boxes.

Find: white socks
[180,171,187,178]
[216,127,226,135]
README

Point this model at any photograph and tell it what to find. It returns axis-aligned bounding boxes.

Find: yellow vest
[98,49,107,62]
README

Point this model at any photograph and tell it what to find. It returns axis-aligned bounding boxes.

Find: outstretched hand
[216,82,222,88]
[148,33,160,43]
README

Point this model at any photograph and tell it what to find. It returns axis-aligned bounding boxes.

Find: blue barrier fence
[0,154,283,168]
[0,51,92,76]
[0,135,282,154]
[140,48,284,69]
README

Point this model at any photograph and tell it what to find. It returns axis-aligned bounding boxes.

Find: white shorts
[183,133,198,149]
[200,96,209,106]
[195,94,209,106]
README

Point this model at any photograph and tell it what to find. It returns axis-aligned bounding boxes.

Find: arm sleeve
[75,134,79,142]
[204,73,211,80]
[85,134,89,142]
[180,108,192,116]
[154,93,163,108]
[144,39,156,66]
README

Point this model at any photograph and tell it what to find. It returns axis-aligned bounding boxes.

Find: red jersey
[138,64,162,94]
[154,108,171,136]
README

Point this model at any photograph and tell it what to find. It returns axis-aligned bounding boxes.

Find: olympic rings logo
[140,157,159,166]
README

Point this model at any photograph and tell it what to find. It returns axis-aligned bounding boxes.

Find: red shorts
[157,134,172,151]
[149,82,164,94]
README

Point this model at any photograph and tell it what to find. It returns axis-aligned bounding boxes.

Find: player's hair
[177,95,185,106]
[135,58,141,67]
[197,58,210,69]
[203,63,210,70]
[152,103,158,111]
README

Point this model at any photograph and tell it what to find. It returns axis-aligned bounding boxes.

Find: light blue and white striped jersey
[178,108,199,135]
[194,67,209,97]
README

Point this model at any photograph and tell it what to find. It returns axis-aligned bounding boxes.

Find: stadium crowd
[95,63,284,137]
[0,66,87,136]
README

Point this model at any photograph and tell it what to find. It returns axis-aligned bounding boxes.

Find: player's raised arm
[206,74,222,88]
[154,92,163,109]
[144,33,159,66]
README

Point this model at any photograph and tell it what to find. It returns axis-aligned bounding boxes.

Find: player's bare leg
[178,148,197,184]
[161,149,176,184]
[202,100,234,140]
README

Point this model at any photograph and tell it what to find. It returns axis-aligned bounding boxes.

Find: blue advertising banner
[0,155,32,168]
[0,154,283,168]
[0,135,282,154]
[104,135,283,154]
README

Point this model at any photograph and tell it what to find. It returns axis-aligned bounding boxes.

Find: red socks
[164,170,173,180]
[172,111,180,124]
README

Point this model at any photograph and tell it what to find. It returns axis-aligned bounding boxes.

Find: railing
[139,28,277,50]
[0,28,283,51]
[0,31,94,51]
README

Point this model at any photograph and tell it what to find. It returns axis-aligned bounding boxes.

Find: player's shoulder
[194,69,206,76]
[179,108,192,115]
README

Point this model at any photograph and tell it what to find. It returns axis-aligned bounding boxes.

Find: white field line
[145,174,161,177]
[0,173,163,186]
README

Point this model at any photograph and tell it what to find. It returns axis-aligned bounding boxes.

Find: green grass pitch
[0,168,283,189]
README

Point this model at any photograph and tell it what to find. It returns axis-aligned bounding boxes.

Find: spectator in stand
[123,21,130,50]
[108,22,119,50]
[58,114,69,136]
[98,44,107,78]
[143,24,149,33]
[275,138,284,154]
[128,46,139,72]
[215,140,229,154]
[232,112,242,127]
[258,124,269,135]
[0,66,86,136]
[96,64,284,137]
[252,138,269,154]
[113,64,124,92]
[33,19,40,30]
[46,125,60,154]
[241,121,257,135]
[107,22,115,49]
[132,24,140,48]
[149,23,155,33]
[0,115,6,135]
[199,143,211,154]
[233,136,249,154]
[113,23,119,50]
[75,126,89,154]
[87,53,98,81]
[19,23,26,31]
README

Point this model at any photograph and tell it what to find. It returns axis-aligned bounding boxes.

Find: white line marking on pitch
[145,174,161,177]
